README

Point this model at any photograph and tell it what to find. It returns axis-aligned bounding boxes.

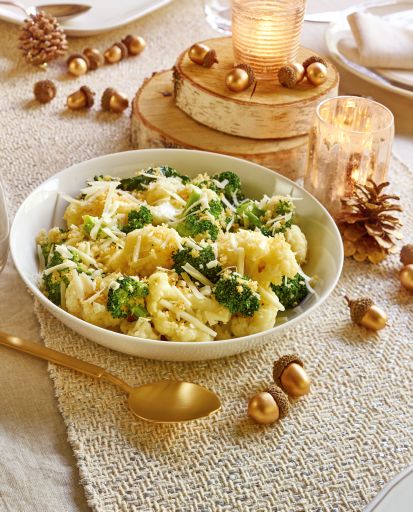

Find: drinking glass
[304,96,394,218]
[0,175,9,273]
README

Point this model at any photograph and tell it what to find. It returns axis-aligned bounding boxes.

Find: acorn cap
[33,79,56,103]
[235,64,255,86]
[302,55,328,70]
[83,48,104,70]
[67,52,89,66]
[273,354,304,385]
[345,296,374,324]
[79,86,95,108]
[278,65,297,88]
[101,87,116,111]
[113,41,128,59]
[400,244,413,266]
[266,385,290,419]
[202,49,218,68]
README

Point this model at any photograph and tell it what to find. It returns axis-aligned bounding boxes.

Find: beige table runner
[32,158,413,512]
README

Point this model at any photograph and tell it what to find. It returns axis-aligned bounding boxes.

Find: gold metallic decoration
[83,48,104,70]
[248,391,280,424]
[302,55,328,71]
[345,296,388,331]
[400,244,413,266]
[104,42,128,64]
[33,79,56,103]
[188,43,218,67]
[67,53,89,76]
[278,65,298,88]
[291,62,305,83]
[273,354,310,398]
[66,86,95,110]
[225,68,250,92]
[122,35,146,56]
[0,331,221,423]
[101,88,129,113]
[306,62,328,86]
[400,264,413,292]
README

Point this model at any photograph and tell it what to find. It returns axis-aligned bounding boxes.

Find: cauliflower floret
[151,201,182,225]
[146,271,215,341]
[217,229,299,287]
[285,224,308,264]
[65,270,121,329]
[108,225,182,277]
[144,176,186,205]
[120,317,160,339]
[189,294,231,327]
[229,288,283,338]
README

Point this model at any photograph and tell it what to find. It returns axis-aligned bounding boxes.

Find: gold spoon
[0,332,221,423]
[0,1,91,20]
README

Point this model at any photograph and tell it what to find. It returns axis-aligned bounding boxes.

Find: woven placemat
[33,158,412,511]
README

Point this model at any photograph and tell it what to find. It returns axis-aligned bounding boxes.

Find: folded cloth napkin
[348,11,413,69]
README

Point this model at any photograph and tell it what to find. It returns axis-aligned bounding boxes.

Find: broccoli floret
[40,242,53,263]
[271,274,308,309]
[118,166,189,191]
[172,244,221,283]
[83,215,100,236]
[260,198,295,236]
[42,251,68,306]
[212,171,244,203]
[107,276,149,319]
[175,214,219,241]
[121,206,153,234]
[236,200,264,229]
[208,199,224,219]
[214,270,260,317]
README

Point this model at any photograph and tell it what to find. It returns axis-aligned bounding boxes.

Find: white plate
[10,149,343,361]
[326,1,413,100]
[364,465,413,512]
[0,0,173,36]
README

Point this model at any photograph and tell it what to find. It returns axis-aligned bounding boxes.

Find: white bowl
[11,149,343,361]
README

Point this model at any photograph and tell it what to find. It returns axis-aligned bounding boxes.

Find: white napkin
[347,11,413,69]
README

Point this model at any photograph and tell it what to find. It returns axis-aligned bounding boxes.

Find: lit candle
[304,96,394,218]
[232,0,306,80]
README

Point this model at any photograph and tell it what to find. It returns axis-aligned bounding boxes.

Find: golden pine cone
[337,179,403,264]
[19,11,68,66]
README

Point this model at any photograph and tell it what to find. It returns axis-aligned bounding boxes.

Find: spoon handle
[0,331,106,378]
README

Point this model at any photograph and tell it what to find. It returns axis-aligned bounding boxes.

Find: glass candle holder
[231,0,306,80]
[304,96,394,218]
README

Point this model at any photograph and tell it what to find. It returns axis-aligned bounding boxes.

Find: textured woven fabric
[33,157,412,512]
[1,0,412,509]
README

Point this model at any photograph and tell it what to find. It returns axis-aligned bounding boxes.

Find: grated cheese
[66,245,98,267]
[60,281,67,309]
[159,299,217,337]
[181,263,213,287]
[82,287,105,304]
[132,236,142,263]
[37,245,45,271]
[206,260,219,269]
[43,260,77,276]
[221,195,236,212]
[237,247,245,276]
[181,272,205,300]
[59,192,83,205]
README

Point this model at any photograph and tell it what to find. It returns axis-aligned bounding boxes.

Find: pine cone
[19,12,68,66]
[337,179,403,264]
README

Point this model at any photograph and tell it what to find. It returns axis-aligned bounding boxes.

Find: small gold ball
[291,62,305,83]
[188,43,209,65]
[400,264,413,292]
[104,45,123,64]
[225,68,250,92]
[306,62,328,86]
[248,392,280,425]
[123,35,146,55]
[68,57,88,76]
[280,363,311,398]
[360,305,388,331]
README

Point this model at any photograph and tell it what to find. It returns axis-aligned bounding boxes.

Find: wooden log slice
[131,70,309,181]
[174,36,339,139]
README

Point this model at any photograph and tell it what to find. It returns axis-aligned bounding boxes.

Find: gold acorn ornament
[188,43,218,67]
[291,62,305,83]
[19,11,68,66]
[66,86,95,110]
[67,53,89,76]
[83,48,104,70]
[101,88,129,113]
[399,265,413,292]
[306,62,328,86]
[338,179,403,264]
[104,42,128,64]
[302,55,328,71]
[33,79,56,103]
[273,355,311,398]
[248,386,289,425]
[122,35,146,56]
[345,296,388,331]
[225,64,255,92]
